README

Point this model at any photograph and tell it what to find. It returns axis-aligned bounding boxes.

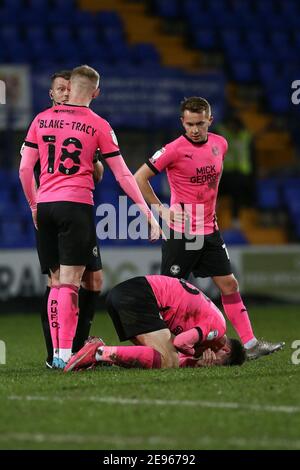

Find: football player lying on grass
[65,275,246,371]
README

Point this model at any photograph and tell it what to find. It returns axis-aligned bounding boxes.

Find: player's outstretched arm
[93,160,104,184]
[105,155,161,241]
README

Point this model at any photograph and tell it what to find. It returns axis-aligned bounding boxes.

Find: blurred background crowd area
[0,0,300,249]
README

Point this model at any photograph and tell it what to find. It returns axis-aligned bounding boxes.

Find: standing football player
[134,97,284,360]
[31,70,104,369]
[20,65,160,368]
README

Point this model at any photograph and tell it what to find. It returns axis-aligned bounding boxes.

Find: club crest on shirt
[110,130,119,146]
[206,330,218,341]
[149,147,166,163]
[212,145,220,156]
[170,264,180,275]
[93,246,98,257]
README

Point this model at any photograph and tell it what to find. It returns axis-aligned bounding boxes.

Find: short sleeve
[222,137,228,160]
[24,116,38,149]
[146,143,176,174]
[97,119,121,160]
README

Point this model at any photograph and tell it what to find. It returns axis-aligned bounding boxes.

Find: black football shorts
[161,229,232,279]
[37,201,102,271]
[106,277,167,341]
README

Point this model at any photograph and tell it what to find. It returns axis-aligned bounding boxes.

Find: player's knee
[81,270,103,292]
[220,276,239,295]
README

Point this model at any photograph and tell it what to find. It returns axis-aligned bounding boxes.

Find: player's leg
[93,329,178,369]
[58,264,85,364]
[34,222,55,368]
[56,202,98,366]
[41,277,53,368]
[48,266,60,364]
[65,277,183,372]
[65,329,178,372]
[72,242,103,353]
[36,202,61,366]
[198,231,284,359]
[213,273,284,359]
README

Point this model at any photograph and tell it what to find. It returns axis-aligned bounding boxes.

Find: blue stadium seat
[154,0,180,19]
[51,26,74,44]
[0,218,25,248]
[222,229,248,245]
[256,179,281,210]
[231,61,255,83]
[95,11,123,29]
[25,26,48,43]
[27,0,49,9]
[257,62,278,84]
[255,0,276,15]
[194,30,217,50]
[221,30,243,47]
[131,43,160,65]
[267,91,290,114]
[77,26,99,44]
[2,0,24,8]
[72,10,95,27]
[52,0,76,11]
[0,26,21,44]
[231,0,254,15]
[279,0,299,16]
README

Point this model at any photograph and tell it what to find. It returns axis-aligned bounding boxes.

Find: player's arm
[173,327,203,356]
[93,160,104,184]
[105,155,161,241]
[135,163,185,224]
[19,143,39,227]
[93,149,104,184]
[178,349,217,368]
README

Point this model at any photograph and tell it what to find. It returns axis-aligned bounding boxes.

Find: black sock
[41,285,53,363]
[72,288,100,353]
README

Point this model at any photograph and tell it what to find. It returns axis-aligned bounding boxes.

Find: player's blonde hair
[71,65,100,90]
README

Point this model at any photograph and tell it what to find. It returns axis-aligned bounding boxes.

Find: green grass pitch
[0,305,299,450]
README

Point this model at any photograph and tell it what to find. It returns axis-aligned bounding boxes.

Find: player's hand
[160,205,188,225]
[32,208,38,230]
[195,348,217,367]
[148,215,164,242]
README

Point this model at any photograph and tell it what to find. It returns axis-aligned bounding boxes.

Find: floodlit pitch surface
[0,306,299,450]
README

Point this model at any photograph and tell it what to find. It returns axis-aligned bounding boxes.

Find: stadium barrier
[1,246,300,311]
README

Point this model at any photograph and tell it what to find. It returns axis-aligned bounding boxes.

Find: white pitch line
[7,395,300,414]
[0,432,300,449]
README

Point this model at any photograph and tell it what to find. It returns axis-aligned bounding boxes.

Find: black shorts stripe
[102,151,121,159]
[24,141,38,149]
[146,161,160,175]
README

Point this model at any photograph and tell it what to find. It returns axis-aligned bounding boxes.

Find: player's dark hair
[50,70,71,86]
[180,96,211,117]
[225,339,246,366]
